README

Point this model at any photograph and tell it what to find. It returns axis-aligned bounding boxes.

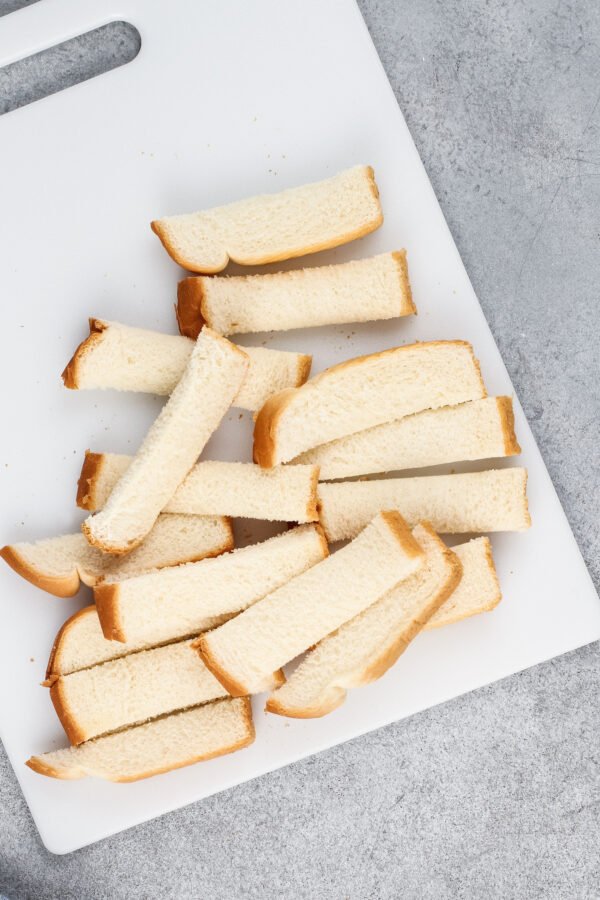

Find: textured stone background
[1,1,599,897]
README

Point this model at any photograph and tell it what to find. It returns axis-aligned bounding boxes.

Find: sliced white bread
[196,511,424,696]
[266,523,462,718]
[425,537,501,629]
[45,606,230,682]
[51,639,229,745]
[83,328,248,554]
[253,341,486,467]
[176,251,414,338]
[94,523,328,644]
[0,514,233,598]
[78,452,319,523]
[26,697,254,782]
[62,319,311,412]
[294,397,521,479]
[318,468,531,542]
[151,165,383,273]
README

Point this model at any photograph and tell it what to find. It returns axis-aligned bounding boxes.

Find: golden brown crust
[25,756,83,780]
[76,450,104,510]
[0,544,80,598]
[305,468,321,522]
[252,341,486,467]
[266,687,347,719]
[94,583,126,641]
[496,396,521,456]
[27,697,256,782]
[253,388,296,468]
[176,277,208,339]
[391,250,416,316]
[45,606,96,684]
[314,522,330,560]
[379,510,423,559]
[50,679,87,745]
[295,354,313,387]
[61,318,107,389]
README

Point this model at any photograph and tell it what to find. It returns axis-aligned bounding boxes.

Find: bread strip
[294,397,520,479]
[176,251,414,338]
[26,697,254,782]
[94,524,328,644]
[196,512,424,696]
[51,639,229,745]
[45,606,230,682]
[83,328,248,554]
[62,319,311,411]
[266,523,461,718]
[1,515,233,598]
[425,537,501,629]
[151,165,383,273]
[78,453,319,523]
[318,468,531,542]
[253,341,486,467]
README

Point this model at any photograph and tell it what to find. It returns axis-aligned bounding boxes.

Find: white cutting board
[0,0,598,855]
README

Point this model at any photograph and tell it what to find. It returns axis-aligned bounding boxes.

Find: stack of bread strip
[0,165,531,783]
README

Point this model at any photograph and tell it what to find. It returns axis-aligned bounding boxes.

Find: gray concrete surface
[1,1,599,897]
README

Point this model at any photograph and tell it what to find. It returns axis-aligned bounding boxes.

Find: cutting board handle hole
[0,21,141,116]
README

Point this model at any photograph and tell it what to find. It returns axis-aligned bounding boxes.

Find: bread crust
[26,697,255,782]
[497,396,521,456]
[0,544,80,598]
[176,277,208,339]
[193,633,284,696]
[61,318,108,389]
[50,679,87,745]
[94,583,126,641]
[306,467,321,522]
[295,354,312,387]
[379,510,424,560]
[76,450,104,510]
[266,524,462,719]
[253,340,487,468]
[45,606,96,685]
[391,250,416,315]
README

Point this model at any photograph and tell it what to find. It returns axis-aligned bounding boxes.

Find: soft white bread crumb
[266,523,461,718]
[78,453,319,523]
[425,537,501,629]
[26,697,254,782]
[196,511,424,696]
[62,319,311,412]
[176,251,414,337]
[51,639,229,744]
[82,328,248,554]
[253,341,486,466]
[45,606,230,681]
[151,165,383,273]
[94,524,328,645]
[318,468,531,542]
[294,397,521,479]
[1,515,233,598]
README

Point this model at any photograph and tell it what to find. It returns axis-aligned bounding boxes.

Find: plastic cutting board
[0,0,598,853]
